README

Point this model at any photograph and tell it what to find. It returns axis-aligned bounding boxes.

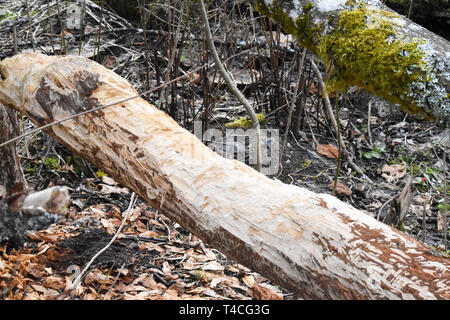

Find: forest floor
[0,0,449,300]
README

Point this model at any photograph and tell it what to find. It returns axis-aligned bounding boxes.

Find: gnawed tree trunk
[254,0,450,121]
[0,53,449,299]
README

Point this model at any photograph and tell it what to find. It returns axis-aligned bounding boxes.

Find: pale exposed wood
[0,53,449,299]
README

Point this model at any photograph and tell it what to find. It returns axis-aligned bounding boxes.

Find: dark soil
[54,228,160,274]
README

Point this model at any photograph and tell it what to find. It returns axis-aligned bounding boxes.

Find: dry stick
[0,60,214,149]
[12,25,18,55]
[47,0,55,53]
[279,47,307,174]
[158,0,186,109]
[137,0,152,100]
[56,0,66,55]
[422,202,427,243]
[78,0,87,55]
[309,59,371,182]
[367,99,374,149]
[333,94,342,191]
[444,126,449,251]
[377,194,396,221]
[408,0,414,19]
[95,0,104,62]
[25,0,35,51]
[199,0,262,172]
[103,263,126,300]
[69,192,137,290]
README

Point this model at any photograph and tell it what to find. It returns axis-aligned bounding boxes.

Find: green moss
[255,1,323,51]
[44,157,61,171]
[95,170,108,179]
[317,4,432,118]
[225,113,266,129]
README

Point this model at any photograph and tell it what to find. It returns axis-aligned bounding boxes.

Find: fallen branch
[0,53,449,299]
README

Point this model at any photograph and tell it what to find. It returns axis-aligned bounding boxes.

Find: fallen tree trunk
[254,0,450,121]
[0,53,449,299]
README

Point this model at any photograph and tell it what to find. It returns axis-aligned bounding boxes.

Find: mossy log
[1,53,449,299]
[255,0,450,121]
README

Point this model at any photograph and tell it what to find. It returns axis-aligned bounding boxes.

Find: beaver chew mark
[35,70,102,122]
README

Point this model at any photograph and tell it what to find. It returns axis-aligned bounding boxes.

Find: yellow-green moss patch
[317,4,432,118]
[225,113,266,129]
[256,1,323,51]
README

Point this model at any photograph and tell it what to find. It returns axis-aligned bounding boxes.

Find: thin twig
[199,0,262,172]
[377,194,397,221]
[444,126,449,251]
[279,48,307,170]
[310,59,371,182]
[25,0,35,51]
[138,0,152,100]
[333,93,342,191]
[103,263,126,300]
[367,99,374,149]
[422,201,427,243]
[69,192,137,290]
[158,0,186,109]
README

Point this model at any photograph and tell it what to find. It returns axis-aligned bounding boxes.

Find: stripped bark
[0,53,449,299]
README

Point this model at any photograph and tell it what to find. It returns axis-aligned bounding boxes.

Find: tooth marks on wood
[35,70,102,122]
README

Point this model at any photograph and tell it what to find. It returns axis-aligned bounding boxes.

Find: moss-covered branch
[255,0,450,120]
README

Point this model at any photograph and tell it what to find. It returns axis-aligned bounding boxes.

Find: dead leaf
[242,275,255,287]
[317,144,339,159]
[100,218,116,235]
[26,230,63,243]
[31,284,47,293]
[249,283,282,300]
[201,261,224,272]
[162,262,172,275]
[328,181,352,196]
[84,270,112,285]
[101,176,116,185]
[210,277,222,288]
[163,289,179,300]
[43,276,66,290]
[23,291,41,300]
[380,163,406,183]
[168,282,185,295]
[25,262,44,278]
[61,29,73,37]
